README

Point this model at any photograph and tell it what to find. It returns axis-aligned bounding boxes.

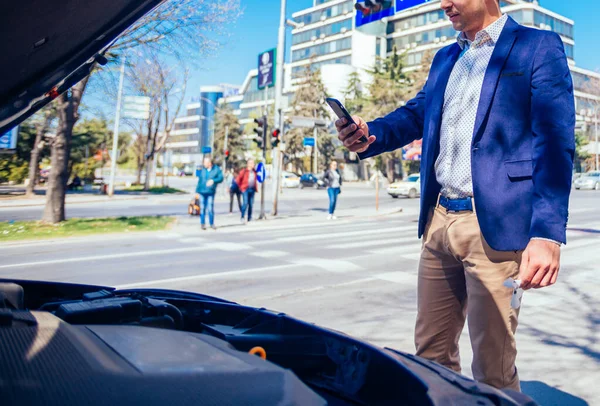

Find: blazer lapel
[425,44,461,157]
[472,17,519,141]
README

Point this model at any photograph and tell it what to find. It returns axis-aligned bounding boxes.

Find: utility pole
[108,55,125,197]
[594,105,600,171]
[223,125,229,170]
[272,0,287,216]
[313,125,318,174]
[259,114,267,220]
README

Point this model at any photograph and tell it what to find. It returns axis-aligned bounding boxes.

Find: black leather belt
[438,195,473,212]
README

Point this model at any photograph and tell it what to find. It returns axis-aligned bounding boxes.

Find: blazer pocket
[501,71,524,77]
[505,159,533,180]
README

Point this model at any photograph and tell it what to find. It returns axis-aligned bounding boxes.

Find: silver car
[574,172,600,190]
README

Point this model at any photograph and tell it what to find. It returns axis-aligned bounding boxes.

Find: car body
[300,173,326,189]
[574,171,600,190]
[0,279,535,406]
[388,174,421,198]
[282,171,301,188]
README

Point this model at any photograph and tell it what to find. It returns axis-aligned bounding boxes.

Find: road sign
[257,49,276,90]
[395,0,432,13]
[0,126,18,153]
[202,146,212,154]
[355,0,396,28]
[123,95,151,120]
[290,116,328,129]
[256,162,266,183]
[303,137,315,147]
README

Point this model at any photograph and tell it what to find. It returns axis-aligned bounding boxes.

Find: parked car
[282,171,301,188]
[574,171,600,190]
[300,173,325,189]
[388,174,421,198]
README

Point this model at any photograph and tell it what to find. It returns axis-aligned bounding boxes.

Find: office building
[171,0,599,171]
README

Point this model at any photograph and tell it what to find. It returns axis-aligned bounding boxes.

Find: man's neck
[464,12,502,41]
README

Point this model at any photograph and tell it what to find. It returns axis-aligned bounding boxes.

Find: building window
[295,1,354,26]
[291,55,352,79]
[292,18,353,45]
[291,37,352,62]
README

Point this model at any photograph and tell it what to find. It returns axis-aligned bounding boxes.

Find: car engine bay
[0,280,535,406]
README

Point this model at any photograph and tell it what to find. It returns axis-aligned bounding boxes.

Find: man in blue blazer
[336,0,575,391]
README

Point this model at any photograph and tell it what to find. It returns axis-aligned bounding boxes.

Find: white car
[574,171,600,190]
[388,174,420,198]
[281,171,301,188]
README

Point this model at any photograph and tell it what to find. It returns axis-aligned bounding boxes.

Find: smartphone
[325,97,368,143]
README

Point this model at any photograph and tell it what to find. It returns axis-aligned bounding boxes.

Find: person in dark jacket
[195,157,224,230]
[323,161,342,220]
[235,159,258,224]
[226,168,242,214]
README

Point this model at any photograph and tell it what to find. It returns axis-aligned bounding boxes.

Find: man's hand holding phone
[335,116,375,154]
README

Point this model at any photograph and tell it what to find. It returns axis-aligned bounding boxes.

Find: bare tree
[42,78,90,223]
[26,105,57,197]
[42,0,241,223]
[126,53,188,190]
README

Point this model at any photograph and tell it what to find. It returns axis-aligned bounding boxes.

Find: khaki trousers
[415,200,522,391]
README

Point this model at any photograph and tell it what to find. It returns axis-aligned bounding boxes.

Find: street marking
[251,250,288,258]
[205,242,252,251]
[369,242,422,255]
[214,216,408,235]
[156,232,184,239]
[274,225,415,243]
[375,271,418,285]
[247,277,377,301]
[114,263,300,289]
[178,237,207,244]
[563,238,600,251]
[325,235,415,250]
[289,257,362,273]
[0,246,211,269]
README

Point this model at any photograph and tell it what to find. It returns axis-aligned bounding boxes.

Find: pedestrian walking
[195,157,224,230]
[236,159,258,224]
[336,0,574,392]
[226,168,242,214]
[323,161,343,220]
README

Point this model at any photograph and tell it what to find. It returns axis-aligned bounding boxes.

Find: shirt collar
[457,14,509,50]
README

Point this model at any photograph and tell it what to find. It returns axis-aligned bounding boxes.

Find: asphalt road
[0,188,599,405]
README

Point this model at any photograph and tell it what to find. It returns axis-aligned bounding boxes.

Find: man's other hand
[518,239,561,290]
[335,116,375,154]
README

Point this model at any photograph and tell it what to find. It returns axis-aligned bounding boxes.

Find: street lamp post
[108,56,126,197]
[595,106,599,172]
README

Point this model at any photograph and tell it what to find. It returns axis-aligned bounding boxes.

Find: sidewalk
[172,203,404,234]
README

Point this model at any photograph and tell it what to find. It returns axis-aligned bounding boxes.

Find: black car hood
[0,278,537,406]
[0,0,163,134]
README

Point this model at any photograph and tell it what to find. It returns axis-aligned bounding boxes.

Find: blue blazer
[359,17,575,251]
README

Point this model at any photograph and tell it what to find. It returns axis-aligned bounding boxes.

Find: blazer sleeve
[529,32,575,243]
[358,80,429,159]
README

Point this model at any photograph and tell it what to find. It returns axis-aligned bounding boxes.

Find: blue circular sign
[256,162,266,183]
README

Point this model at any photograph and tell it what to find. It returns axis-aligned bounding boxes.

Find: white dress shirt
[435,14,509,199]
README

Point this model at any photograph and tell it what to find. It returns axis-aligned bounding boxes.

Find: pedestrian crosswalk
[166,216,600,287]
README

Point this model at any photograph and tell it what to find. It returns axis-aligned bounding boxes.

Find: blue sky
[185,0,600,102]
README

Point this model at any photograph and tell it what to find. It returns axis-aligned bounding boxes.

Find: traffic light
[271,129,280,148]
[224,149,230,158]
[355,0,389,16]
[253,116,267,150]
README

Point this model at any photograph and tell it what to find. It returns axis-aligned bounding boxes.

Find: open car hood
[0,278,537,406]
[0,0,163,134]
